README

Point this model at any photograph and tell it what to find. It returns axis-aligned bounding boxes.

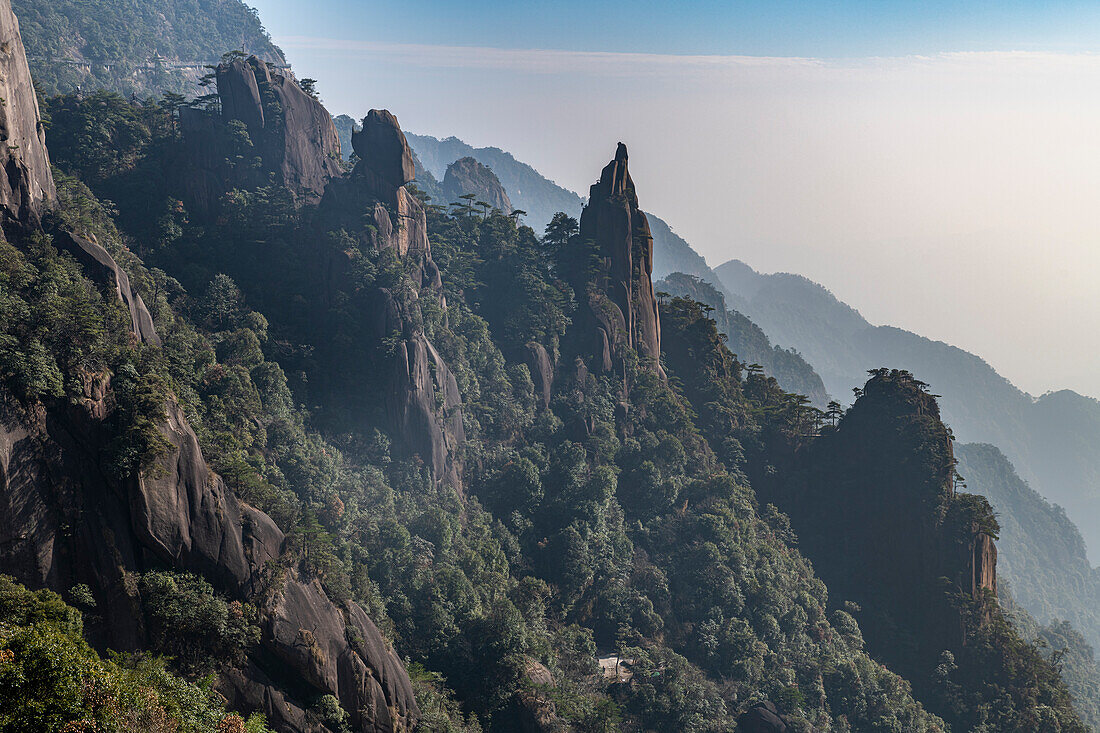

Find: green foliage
[15,0,284,97]
[0,575,271,733]
[138,572,260,677]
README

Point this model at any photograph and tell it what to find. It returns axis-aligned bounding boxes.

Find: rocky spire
[0,0,55,226]
[572,142,663,377]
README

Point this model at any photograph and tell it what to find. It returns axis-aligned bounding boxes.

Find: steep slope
[755,369,1083,731]
[14,0,285,97]
[177,54,342,216]
[656,272,828,405]
[956,443,1100,652]
[715,257,1100,570]
[0,3,420,730]
[0,0,55,227]
[566,143,662,379]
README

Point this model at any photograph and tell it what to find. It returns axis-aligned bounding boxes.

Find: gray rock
[0,0,54,226]
[441,156,512,214]
[178,55,342,217]
[0,387,418,732]
[352,109,416,189]
[573,143,663,378]
[52,230,160,345]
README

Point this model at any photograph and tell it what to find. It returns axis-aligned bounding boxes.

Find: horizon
[249,0,1100,401]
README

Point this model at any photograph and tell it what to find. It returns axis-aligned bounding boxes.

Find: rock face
[441,156,513,213]
[0,385,418,732]
[52,230,160,345]
[179,55,342,216]
[318,110,465,487]
[571,143,663,379]
[736,701,794,732]
[757,369,997,700]
[0,0,55,226]
[321,109,431,257]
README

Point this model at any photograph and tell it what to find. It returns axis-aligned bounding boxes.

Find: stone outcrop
[570,143,663,379]
[736,701,796,732]
[318,110,464,486]
[320,109,430,257]
[179,55,342,216]
[52,230,160,345]
[0,385,418,732]
[441,156,512,214]
[755,369,998,703]
[0,0,55,226]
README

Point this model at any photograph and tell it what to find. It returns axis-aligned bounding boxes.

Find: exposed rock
[441,156,512,213]
[316,111,465,487]
[320,109,430,257]
[352,109,416,191]
[569,143,663,379]
[52,230,160,345]
[736,701,792,732]
[0,0,54,226]
[262,574,418,733]
[178,55,342,216]
[524,342,554,408]
[756,369,998,704]
[0,386,418,732]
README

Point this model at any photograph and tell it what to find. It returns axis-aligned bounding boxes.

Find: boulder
[352,109,416,190]
[736,701,792,732]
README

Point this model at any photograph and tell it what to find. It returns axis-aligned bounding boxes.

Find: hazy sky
[249,0,1100,400]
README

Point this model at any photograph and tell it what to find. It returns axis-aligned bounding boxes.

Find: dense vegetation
[0,575,272,733]
[657,272,828,406]
[0,61,1086,731]
[15,0,285,96]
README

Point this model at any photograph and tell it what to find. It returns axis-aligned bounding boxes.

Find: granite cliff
[566,143,663,381]
[179,55,342,216]
[0,6,418,730]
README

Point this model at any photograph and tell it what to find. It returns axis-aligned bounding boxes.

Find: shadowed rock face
[52,231,160,345]
[571,143,663,379]
[0,385,419,733]
[318,110,465,487]
[756,370,997,704]
[0,0,55,226]
[179,55,342,216]
[442,156,513,214]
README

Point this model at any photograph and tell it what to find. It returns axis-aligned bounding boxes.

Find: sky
[249,0,1100,400]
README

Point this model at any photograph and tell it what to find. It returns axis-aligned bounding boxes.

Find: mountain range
[3,0,1099,731]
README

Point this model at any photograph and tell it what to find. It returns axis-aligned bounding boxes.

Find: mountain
[403,131,734,299]
[441,157,513,214]
[656,273,828,405]
[14,0,285,97]
[4,1,1092,730]
[716,257,1100,569]
[956,443,1100,653]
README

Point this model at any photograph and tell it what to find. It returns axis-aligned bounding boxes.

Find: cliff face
[0,384,419,733]
[0,12,416,728]
[571,143,663,378]
[758,370,997,692]
[441,156,513,213]
[179,55,342,216]
[0,0,55,226]
[319,110,464,486]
